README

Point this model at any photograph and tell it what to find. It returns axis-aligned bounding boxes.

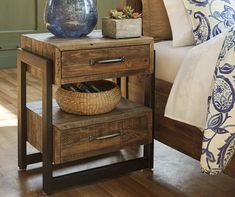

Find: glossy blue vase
[45,0,98,38]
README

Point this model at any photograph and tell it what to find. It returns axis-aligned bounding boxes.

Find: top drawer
[61,45,151,82]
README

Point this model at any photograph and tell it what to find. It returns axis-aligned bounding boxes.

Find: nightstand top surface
[21,30,154,51]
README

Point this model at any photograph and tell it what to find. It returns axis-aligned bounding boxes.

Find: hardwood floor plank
[129,171,186,197]
[98,178,142,197]
[116,175,158,197]
[73,184,112,197]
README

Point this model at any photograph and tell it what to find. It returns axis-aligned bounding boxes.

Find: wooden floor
[0,68,235,197]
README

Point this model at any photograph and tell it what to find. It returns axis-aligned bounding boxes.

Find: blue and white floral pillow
[183,0,235,45]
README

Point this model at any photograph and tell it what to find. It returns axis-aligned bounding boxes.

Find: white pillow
[163,0,195,47]
[183,0,235,45]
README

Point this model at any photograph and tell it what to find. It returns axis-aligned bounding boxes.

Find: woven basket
[55,80,121,115]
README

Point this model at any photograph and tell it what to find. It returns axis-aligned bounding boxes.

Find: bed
[127,0,235,177]
[155,41,193,83]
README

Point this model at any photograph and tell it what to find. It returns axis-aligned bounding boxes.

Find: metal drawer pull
[91,131,122,141]
[89,57,125,65]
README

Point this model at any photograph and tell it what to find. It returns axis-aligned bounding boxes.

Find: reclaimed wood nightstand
[17,31,154,195]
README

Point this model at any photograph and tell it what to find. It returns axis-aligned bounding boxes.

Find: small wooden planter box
[102,18,142,39]
[27,99,152,164]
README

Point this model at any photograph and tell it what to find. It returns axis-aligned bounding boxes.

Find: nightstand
[17,31,155,195]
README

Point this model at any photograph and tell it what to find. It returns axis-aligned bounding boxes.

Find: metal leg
[17,49,53,194]
[117,77,121,88]
[17,58,27,170]
[143,50,156,169]
[42,61,53,195]
[126,77,129,99]
[143,74,155,169]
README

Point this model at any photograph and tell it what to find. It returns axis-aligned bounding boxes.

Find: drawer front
[61,45,150,81]
[56,113,152,163]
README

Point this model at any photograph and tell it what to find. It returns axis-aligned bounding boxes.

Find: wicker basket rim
[60,80,119,95]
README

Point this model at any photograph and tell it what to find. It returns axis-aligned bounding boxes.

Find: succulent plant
[122,5,134,18]
[109,5,142,20]
[109,9,125,19]
[131,12,142,19]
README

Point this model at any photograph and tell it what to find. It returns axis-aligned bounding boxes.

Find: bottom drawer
[57,116,151,163]
[27,99,152,164]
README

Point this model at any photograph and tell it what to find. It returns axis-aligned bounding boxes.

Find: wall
[0,0,120,68]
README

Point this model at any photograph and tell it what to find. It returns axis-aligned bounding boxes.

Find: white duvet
[165,28,235,175]
[165,32,226,128]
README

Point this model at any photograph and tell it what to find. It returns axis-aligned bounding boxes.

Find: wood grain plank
[22,31,153,51]
[27,99,151,130]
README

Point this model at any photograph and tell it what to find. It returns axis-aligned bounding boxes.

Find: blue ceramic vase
[45,0,98,38]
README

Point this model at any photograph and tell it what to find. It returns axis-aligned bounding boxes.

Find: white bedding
[165,33,226,128]
[155,41,194,83]
[164,29,235,175]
